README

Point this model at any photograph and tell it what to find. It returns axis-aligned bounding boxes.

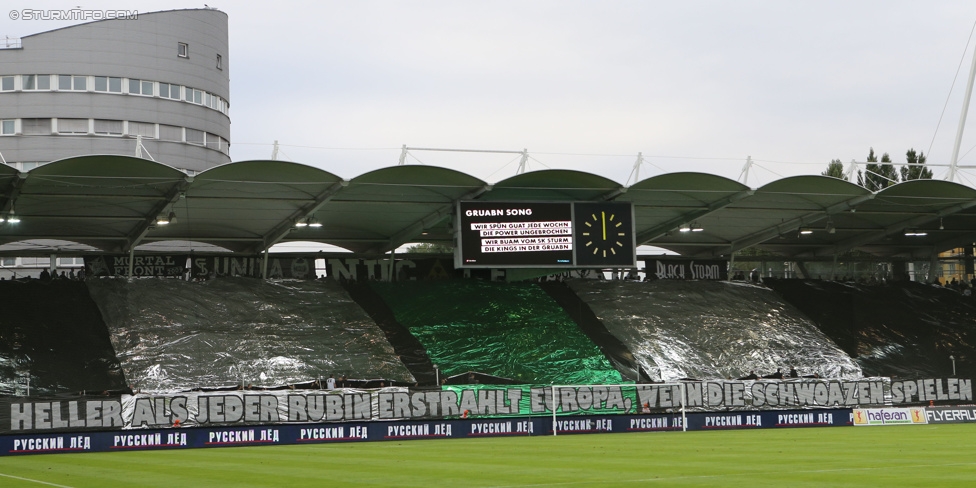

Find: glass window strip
[4,74,226,114]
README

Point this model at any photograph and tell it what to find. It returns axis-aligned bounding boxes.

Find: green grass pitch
[1,424,974,487]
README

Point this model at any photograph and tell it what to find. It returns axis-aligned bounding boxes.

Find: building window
[1,120,14,135]
[94,119,123,135]
[159,82,181,100]
[94,76,122,93]
[185,128,204,146]
[21,118,51,135]
[1,76,13,91]
[128,121,156,139]
[185,87,203,104]
[128,79,154,96]
[158,124,183,142]
[57,118,89,134]
[178,42,188,58]
[216,54,222,70]
[205,132,221,150]
[59,75,87,91]
[22,75,50,90]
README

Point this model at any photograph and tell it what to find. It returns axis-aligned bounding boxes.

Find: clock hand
[602,211,606,241]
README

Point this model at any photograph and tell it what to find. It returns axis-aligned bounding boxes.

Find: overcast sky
[4,1,976,186]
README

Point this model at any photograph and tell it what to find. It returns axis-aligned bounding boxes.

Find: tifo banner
[86,255,188,278]
[325,257,599,282]
[852,407,928,426]
[642,258,727,280]
[923,405,976,424]
[83,255,739,281]
[0,410,854,456]
[85,255,320,279]
[1,379,968,434]
[326,257,471,282]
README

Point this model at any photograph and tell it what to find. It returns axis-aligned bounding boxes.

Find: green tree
[404,242,454,253]
[822,159,844,179]
[863,148,898,191]
[862,148,878,189]
[878,152,899,187]
[900,148,933,181]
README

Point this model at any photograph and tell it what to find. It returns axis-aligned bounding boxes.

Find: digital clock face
[582,210,627,258]
[573,202,636,267]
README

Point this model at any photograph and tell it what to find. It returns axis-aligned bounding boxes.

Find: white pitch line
[0,471,75,488]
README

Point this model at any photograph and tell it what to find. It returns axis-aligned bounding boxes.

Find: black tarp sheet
[0,280,125,395]
[765,278,976,378]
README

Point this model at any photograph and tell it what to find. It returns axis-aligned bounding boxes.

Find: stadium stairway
[341,281,437,385]
[538,280,644,382]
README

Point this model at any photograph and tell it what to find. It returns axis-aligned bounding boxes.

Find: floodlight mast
[516,149,529,174]
[625,152,644,186]
[948,42,976,183]
[738,156,753,185]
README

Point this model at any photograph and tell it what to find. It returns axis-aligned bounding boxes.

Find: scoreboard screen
[455,201,636,268]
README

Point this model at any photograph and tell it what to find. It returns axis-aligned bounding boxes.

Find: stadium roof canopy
[0,155,974,261]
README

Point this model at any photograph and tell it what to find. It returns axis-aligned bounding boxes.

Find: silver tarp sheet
[87,277,414,394]
[568,279,862,381]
